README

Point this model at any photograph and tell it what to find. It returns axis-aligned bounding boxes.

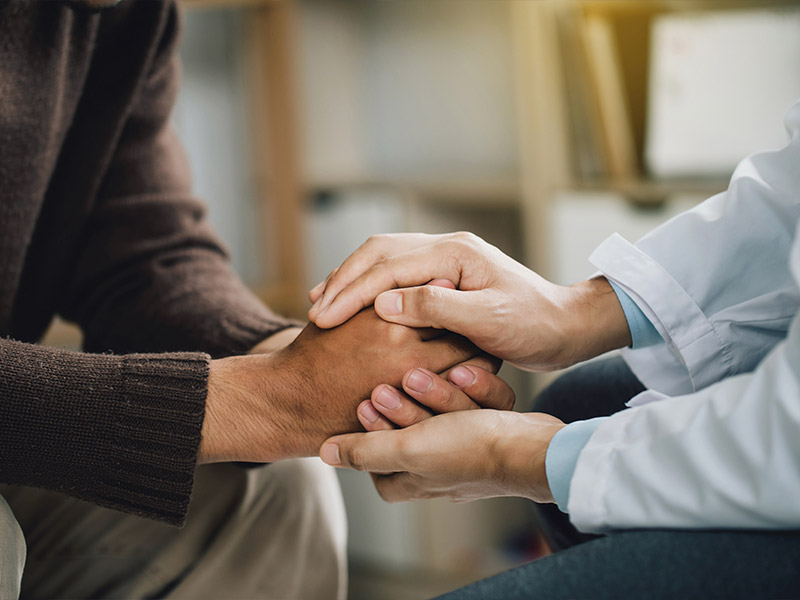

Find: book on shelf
[580,11,639,182]
[556,6,609,181]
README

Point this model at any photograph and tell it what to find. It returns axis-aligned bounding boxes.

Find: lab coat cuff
[590,233,734,392]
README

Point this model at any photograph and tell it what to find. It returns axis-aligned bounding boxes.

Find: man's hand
[199,308,477,463]
[320,410,566,504]
[356,358,515,431]
[308,232,631,371]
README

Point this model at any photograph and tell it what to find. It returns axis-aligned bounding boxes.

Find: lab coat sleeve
[590,99,800,395]
[569,272,800,531]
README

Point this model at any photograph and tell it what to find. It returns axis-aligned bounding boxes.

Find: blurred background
[45,0,800,597]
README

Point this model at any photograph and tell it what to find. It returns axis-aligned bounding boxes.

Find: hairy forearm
[199,354,302,463]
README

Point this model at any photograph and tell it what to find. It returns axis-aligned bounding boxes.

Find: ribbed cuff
[0,339,209,526]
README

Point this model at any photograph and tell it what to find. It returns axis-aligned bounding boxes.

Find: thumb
[320,431,403,473]
[374,285,480,334]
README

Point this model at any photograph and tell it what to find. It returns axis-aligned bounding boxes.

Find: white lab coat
[569,99,800,533]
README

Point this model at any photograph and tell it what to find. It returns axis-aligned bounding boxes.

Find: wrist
[563,276,631,365]
[200,354,294,464]
[490,412,565,503]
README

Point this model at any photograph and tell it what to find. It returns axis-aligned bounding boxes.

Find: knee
[260,458,342,506]
[250,459,347,537]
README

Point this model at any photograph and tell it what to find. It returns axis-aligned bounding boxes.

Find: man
[0,1,480,597]
[310,96,800,597]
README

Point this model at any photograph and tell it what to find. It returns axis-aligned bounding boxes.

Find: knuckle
[347,445,369,472]
[435,385,459,412]
[400,406,426,427]
[498,388,516,411]
[385,321,415,345]
[478,375,515,410]
[449,231,483,252]
[451,231,476,243]
[409,286,440,316]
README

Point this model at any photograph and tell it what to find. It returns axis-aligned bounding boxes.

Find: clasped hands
[201,232,630,505]
[304,232,629,506]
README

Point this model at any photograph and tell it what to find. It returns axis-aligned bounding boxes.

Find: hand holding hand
[308,232,630,371]
[199,308,477,463]
[320,410,566,504]
[357,356,515,431]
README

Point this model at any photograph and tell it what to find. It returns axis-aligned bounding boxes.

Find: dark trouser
[438,358,800,600]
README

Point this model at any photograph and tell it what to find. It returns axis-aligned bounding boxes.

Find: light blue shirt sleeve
[543,281,661,515]
[608,280,663,349]
[545,417,608,512]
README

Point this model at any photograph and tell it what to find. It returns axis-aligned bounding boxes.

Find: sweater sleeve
[59,1,296,358]
[0,338,207,526]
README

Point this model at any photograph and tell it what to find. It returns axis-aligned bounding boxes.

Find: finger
[320,430,406,472]
[402,368,479,414]
[417,332,479,374]
[407,279,462,341]
[309,280,326,303]
[357,399,395,432]
[428,278,456,289]
[447,365,515,411]
[374,285,486,335]
[440,353,502,376]
[312,245,465,329]
[309,267,338,308]
[371,384,433,428]
[310,233,433,322]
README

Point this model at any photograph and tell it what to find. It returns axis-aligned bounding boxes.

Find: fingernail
[375,291,402,316]
[359,401,381,424]
[449,366,476,388]
[406,369,432,393]
[320,443,341,466]
[374,386,402,410]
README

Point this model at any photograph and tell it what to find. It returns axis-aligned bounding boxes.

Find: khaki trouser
[0,459,347,599]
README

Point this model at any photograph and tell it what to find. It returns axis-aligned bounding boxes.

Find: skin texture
[199,308,478,463]
[309,231,633,504]
[308,232,631,371]
[358,361,514,432]
[320,410,565,504]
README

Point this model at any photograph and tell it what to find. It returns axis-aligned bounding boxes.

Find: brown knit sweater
[0,0,293,525]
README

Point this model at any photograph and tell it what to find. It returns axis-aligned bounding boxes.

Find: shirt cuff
[608,280,663,349]
[545,417,608,513]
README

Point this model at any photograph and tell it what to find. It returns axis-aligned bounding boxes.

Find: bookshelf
[513,0,795,276]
